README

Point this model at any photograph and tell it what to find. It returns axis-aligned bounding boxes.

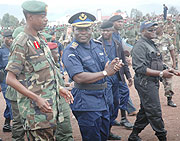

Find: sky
[0,0,180,21]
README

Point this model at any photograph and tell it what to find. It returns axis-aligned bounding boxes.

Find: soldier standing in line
[154,24,177,107]
[5,1,73,140]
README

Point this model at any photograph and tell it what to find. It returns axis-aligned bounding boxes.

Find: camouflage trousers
[162,77,174,97]
[27,127,55,141]
[11,100,25,141]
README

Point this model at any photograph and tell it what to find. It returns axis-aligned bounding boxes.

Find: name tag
[162,47,167,51]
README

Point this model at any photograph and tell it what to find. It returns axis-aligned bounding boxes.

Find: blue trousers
[1,79,13,120]
[73,110,110,141]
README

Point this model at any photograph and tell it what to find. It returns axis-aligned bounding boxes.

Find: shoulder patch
[70,41,78,49]
[93,39,102,44]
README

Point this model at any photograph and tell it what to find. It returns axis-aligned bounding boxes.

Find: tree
[168,6,179,15]
[130,8,143,19]
[1,13,19,28]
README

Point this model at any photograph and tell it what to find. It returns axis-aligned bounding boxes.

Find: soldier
[62,12,123,140]
[154,24,177,107]
[109,15,133,129]
[0,30,13,132]
[5,1,73,140]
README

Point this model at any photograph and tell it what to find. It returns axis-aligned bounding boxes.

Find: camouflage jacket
[6,32,64,130]
[153,33,174,65]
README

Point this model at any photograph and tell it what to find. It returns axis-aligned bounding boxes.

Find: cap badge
[79,13,87,21]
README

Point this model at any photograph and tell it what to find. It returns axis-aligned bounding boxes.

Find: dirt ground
[0,66,180,141]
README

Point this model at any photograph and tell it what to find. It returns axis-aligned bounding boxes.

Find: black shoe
[0,138,2,141]
[3,123,11,132]
[112,120,121,126]
[108,132,121,140]
[168,100,177,107]
[128,133,141,141]
[120,118,133,129]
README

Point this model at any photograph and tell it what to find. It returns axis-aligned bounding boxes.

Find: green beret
[12,26,24,38]
[22,0,47,15]
[41,32,52,42]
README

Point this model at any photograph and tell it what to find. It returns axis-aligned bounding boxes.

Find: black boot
[167,97,177,107]
[3,118,11,132]
[108,132,121,140]
[120,110,133,129]
[157,136,167,141]
[128,131,141,141]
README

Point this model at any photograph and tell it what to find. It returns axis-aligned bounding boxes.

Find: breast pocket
[82,56,96,71]
[27,54,52,85]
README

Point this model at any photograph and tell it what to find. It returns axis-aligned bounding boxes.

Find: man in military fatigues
[154,24,177,107]
[0,30,13,132]
[5,1,73,140]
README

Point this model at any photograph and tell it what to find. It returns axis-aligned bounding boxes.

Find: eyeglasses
[147,28,156,32]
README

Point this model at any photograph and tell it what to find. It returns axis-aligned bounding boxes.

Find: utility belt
[135,74,159,82]
[74,82,107,90]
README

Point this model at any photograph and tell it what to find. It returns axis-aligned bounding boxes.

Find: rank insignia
[70,42,78,49]
[33,41,40,49]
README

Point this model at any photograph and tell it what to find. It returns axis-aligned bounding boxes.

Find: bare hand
[36,96,53,113]
[128,78,133,87]
[59,87,74,104]
[168,68,180,76]
[162,70,174,78]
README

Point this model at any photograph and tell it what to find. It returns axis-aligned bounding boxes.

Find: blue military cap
[22,0,47,15]
[109,15,123,22]
[140,21,158,32]
[3,30,13,37]
[68,12,96,27]
[100,21,113,29]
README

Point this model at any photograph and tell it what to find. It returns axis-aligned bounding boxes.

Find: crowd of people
[0,0,180,141]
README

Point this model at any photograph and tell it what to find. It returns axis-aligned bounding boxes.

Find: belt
[74,82,107,90]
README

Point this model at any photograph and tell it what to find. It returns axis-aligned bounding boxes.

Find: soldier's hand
[128,78,133,87]
[36,96,53,113]
[59,87,74,104]
[104,58,124,76]
[168,68,180,76]
[162,70,174,78]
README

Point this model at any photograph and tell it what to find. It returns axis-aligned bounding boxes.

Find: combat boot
[157,135,167,141]
[167,97,177,107]
[128,132,141,141]
[3,118,11,132]
[108,132,121,140]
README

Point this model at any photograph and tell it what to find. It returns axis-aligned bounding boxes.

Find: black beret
[109,15,123,22]
[100,21,113,29]
[68,12,96,27]
[3,30,13,37]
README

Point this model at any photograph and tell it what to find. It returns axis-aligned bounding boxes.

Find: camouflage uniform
[154,33,175,98]
[6,32,64,140]
[6,86,25,141]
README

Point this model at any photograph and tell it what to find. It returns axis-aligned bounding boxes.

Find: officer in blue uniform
[62,12,123,141]
[0,30,13,132]
[109,15,133,129]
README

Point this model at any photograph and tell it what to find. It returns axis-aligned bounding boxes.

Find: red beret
[47,42,58,50]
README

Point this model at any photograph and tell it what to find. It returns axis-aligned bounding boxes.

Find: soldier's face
[143,26,157,39]
[31,14,48,31]
[4,36,13,47]
[73,26,92,44]
[101,28,113,40]
[113,20,123,30]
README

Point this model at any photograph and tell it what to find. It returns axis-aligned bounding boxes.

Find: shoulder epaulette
[15,32,29,46]
[70,41,78,49]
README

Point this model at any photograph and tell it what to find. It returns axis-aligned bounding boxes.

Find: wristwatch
[102,70,108,76]
[159,71,164,77]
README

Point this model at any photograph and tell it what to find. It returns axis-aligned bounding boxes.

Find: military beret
[22,0,47,15]
[3,30,13,37]
[109,15,123,22]
[41,32,52,42]
[140,21,158,32]
[12,26,24,38]
[100,21,113,29]
[68,12,96,27]
[47,42,58,50]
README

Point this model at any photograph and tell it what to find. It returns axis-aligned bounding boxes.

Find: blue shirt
[0,44,10,70]
[62,39,109,111]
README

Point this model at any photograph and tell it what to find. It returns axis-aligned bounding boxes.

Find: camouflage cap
[22,0,47,15]
[12,26,24,38]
